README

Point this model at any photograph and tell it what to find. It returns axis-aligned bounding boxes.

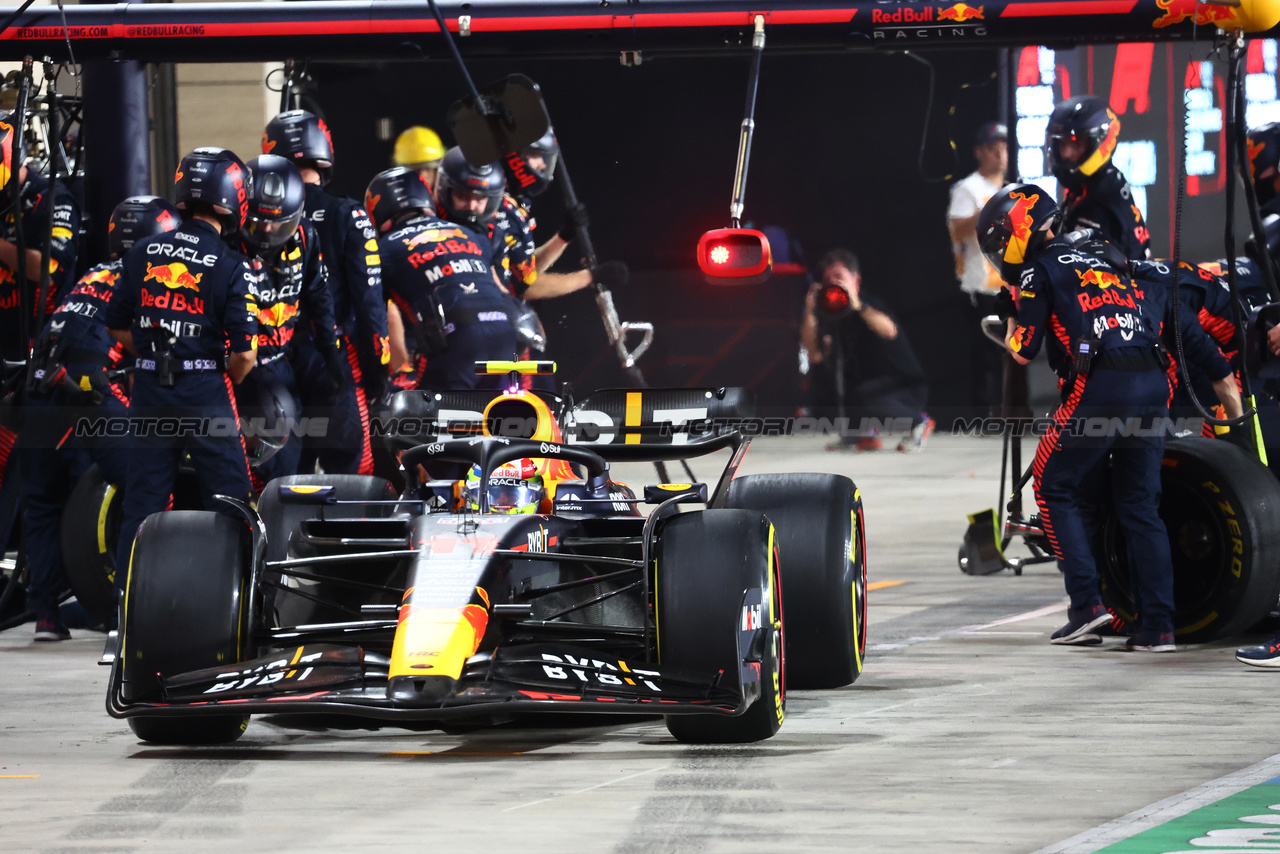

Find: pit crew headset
[1247,122,1280,207]
[976,183,1060,282]
[1045,95,1121,193]
[435,146,504,229]
[174,146,252,236]
[262,109,335,185]
[365,166,448,358]
[242,154,306,252]
[509,128,560,198]
[109,196,181,260]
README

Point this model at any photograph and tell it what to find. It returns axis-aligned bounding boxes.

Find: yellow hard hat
[393,126,445,168]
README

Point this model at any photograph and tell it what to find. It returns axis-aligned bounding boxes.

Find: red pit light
[697,227,772,285]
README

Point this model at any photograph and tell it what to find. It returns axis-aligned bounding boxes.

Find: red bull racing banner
[0,0,1276,62]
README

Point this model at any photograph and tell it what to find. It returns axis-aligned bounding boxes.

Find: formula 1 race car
[104,363,867,745]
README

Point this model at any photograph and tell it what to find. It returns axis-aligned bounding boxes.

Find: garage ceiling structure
[0,0,1274,407]
[0,0,1272,63]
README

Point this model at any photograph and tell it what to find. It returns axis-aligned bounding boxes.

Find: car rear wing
[569,387,754,445]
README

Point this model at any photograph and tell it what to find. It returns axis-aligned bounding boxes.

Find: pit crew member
[20,195,178,640]
[234,154,341,484]
[263,109,388,475]
[1047,95,1151,261]
[979,184,1239,651]
[393,125,446,187]
[367,166,517,391]
[106,147,258,596]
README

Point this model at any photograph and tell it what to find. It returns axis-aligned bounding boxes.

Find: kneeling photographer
[801,249,932,452]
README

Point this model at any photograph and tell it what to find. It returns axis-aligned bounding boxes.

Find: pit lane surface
[3,434,1277,853]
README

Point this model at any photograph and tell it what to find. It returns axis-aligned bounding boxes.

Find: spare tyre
[1099,438,1280,643]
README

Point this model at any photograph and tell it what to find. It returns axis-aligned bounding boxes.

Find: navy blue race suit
[105,218,258,592]
[20,260,131,622]
[489,195,538,299]
[379,213,517,390]
[293,183,387,475]
[1010,238,1230,634]
[0,173,82,361]
[0,175,83,563]
[237,220,338,486]
[1061,165,1152,261]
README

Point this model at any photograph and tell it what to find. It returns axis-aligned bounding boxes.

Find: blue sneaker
[1050,603,1112,646]
[1236,635,1280,667]
[34,618,71,642]
[1126,629,1176,652]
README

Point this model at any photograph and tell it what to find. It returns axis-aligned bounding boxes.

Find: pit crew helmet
[510,128,559,198]
[393,125,446,171]
[263,109,335,184]
[435,146,505,228]
[1045,95,1121,192]
[977,183,1060,279]
[233,366,299,467]
[242,155,306,251]
[107,195,180,260]
[463,458,545,515]
[174,147,251,236]
[1248,122,1280,205]
[0,110,16,207]
[365,166,436,234]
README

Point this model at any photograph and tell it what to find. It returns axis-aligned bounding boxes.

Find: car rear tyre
[656,509,784,744]
[121,511,250,745]
[1099,438,1280,643]
[59,464,122,625]
[726,473,865,687]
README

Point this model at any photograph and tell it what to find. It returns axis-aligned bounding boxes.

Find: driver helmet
[1045,95,1120,192]
[463,458,545,514]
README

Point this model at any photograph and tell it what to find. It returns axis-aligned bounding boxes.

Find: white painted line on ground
[1030,752,1280,854]
[868,599,1069,653]
[960,631,1045,636]
[967,599,1070,631]
[503,765,670,812]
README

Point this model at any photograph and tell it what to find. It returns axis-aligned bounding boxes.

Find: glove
[363,365,391,408]
[321,343,348,403]
[558,202,589,242]
[993,287,1017,323]
[593,260,629,289]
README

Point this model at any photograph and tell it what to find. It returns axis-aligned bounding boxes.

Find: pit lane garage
[7,2,1280,853]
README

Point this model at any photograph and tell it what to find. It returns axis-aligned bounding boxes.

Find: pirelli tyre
[258,474,397,626]
[726,473,865,687]
[61,466,204,625]
[120,511,250,745]
[655,509,784,744]
[59,464,122,624]
[1098,438,1280,643]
